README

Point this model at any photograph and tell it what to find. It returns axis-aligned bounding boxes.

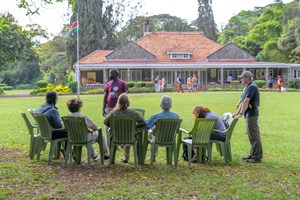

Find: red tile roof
[136,32,222,62]
[78,50,113,64]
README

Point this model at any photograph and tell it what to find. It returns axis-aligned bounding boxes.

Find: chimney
[143,20,152,36]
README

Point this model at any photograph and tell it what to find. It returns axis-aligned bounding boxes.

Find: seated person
[66,99,110,161]
[104,93,146,163]
[144,95,179,160]
[37,91,68,155]
[192,105,226,141]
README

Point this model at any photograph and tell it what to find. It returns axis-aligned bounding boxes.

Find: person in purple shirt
[102,69,128,148]
[192,105,226,141]
[144,95,179,160]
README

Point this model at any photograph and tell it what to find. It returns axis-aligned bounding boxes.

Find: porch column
[103,69,106,83]
[197,70,201,85]
[220,68,224,86]
[127,68,130,82]
[151,68,154,82]
[265,68,269,80]
[174,71,177,86]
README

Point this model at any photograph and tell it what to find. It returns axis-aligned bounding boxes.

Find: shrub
[68,81,78,93]
[15,84,36,90]
[135,81,146,87]
[254,80,266,88]
[0,87,4,95]
[288,78,300,89]
[0,84,7,87]
[231,80,240,85]
[128,86,155,93]
[36,80,49,88]
[145,82,155,87]
[3,86,14,90]
[126,81,135,88]
[83,88,104,94]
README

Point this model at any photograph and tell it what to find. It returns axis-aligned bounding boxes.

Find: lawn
[0,92,299,199]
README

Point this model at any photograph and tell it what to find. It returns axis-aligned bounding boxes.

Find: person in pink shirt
[102,69,128,148]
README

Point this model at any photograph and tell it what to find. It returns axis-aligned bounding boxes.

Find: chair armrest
[179,128,190,135]
[54,128,65,131]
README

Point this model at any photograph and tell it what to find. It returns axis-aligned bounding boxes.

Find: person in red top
[102,69,128,148]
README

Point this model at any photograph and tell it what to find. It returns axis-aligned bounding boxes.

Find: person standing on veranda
[177,74,184,93]
[233,71,262,163]
[187,76,193,93]
[102,69,128,149]
[276,75,282,93]
[192,75,198,92]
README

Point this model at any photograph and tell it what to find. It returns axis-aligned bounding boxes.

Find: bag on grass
[182,136,196,161]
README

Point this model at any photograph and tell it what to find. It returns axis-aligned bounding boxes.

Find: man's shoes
[242,156,252,160]
[120,156,128,163]
[104,155,110,160]
[245,158,261,163]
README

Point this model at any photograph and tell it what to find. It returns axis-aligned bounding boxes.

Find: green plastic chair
[32,113,67,164]
[210,117,239,164]
[144,118,182,166]
[109,116,139,167]
[20,112,40,160]
[179,118,217,168]
[61,116,104,166]
[132,108,145,118]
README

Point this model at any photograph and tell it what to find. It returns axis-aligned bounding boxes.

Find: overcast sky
[0,0,294,37]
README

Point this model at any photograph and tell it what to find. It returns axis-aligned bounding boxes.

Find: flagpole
[76,13,80,99]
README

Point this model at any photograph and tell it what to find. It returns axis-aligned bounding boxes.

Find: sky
[0,0,294,38]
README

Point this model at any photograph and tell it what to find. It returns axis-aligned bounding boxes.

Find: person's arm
[52,109,63,129]
[103,111,113,127]
[143,115,157,130]
[233,97,250,118]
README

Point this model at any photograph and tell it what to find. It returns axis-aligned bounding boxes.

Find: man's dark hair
[46,92,57,106]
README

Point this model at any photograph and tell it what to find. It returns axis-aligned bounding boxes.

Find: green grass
[2,89,32,95]
[0,92,299,199]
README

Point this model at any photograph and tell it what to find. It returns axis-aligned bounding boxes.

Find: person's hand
[236,104,240,110]
[233,113,242,119]
[102,109,106,117]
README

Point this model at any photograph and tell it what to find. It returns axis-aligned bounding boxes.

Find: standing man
[192,75,198,92]
[177,74,184,93]
[233,71,262,163]
[102,69,128,148]
[154,75,160,93]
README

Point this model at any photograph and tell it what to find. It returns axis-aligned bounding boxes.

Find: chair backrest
[32,113,53,140]
[224,118,239,142]
[110,116,137,144]
[20,112,36,136]
[132,108,145,118]
[153,118,182,145]
[62,116,91,144]
[191,118,217,145]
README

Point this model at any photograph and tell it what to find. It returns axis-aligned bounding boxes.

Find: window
[120,70,142,82]
[168,52,192,60]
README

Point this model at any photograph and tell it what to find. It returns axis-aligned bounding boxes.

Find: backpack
[182,136,196,161]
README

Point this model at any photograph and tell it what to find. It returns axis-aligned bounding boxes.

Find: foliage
[68,81,78,93]
[0,84,7,87]
[135,81,146,87]
[197,0,217,41]
[126,81,135,88]
[15,84,36,90]
[36,80,49,88]
[0,87,3,94]
[288,78,300,88]
[145,82,155,87]
[2,86,14,90]
[30,84,70,95]
[83,88,104,94]
[253,80,267,88]
[117,14,196,45]
[128,86,155,93]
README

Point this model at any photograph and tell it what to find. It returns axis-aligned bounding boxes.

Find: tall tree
[197,0,217,41]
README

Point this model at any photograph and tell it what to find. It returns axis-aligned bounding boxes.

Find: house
[75,31,300,88]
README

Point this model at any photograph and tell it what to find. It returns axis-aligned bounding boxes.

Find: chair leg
[187,144,192,168]
[133,142,138,168]
[227,142,232,161]
[87,143,92,166]
[142,141,149,165]
[54,142,61,159]
[98,139,104,165]
[221,143,228,165]
[150,143,155,165]
[207,144,212,163]
[173,145,178,167]
[64,143,71,167]
[109,142,117,165]
[36,138,44,161]
[48,140,57,164]
[166,147,172,165]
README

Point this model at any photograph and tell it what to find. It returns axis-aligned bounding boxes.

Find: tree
[0,13,41,86]
[197,0,217,41]
[117,14,197,46]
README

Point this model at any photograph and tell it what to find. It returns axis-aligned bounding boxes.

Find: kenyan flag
[66,21,79,37]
